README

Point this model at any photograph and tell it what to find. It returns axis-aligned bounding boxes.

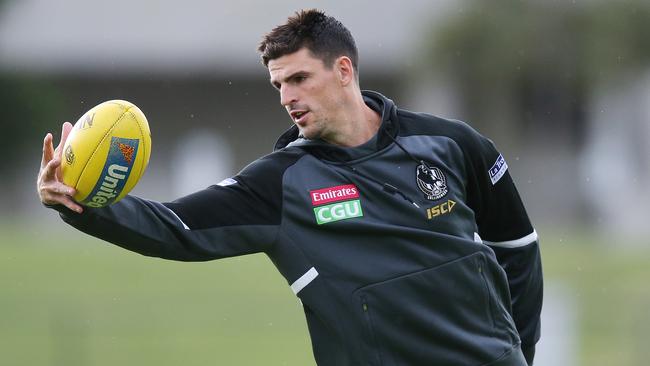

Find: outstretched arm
[38,123,301,262]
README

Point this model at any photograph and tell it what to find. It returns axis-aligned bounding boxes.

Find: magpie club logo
[416,164,448,201]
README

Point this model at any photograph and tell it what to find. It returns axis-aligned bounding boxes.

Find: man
[38,9,542,366]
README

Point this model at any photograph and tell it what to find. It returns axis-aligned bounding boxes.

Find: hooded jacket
[57,91,542,366]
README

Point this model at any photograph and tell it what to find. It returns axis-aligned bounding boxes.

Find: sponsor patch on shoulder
[217,178,238,187]
[489,154,508,185]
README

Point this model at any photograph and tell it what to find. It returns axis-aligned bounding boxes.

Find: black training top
[57,90,542,366]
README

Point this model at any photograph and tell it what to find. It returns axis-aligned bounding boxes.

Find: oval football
[61,100,152,207]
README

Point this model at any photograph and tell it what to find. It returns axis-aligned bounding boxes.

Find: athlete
[38,9,542,366]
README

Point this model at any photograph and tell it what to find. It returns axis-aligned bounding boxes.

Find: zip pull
[342,164,421,209]
[382,183,398,194]
[383,183,420,208]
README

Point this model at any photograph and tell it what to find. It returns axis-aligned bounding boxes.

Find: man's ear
[335,56,355,86]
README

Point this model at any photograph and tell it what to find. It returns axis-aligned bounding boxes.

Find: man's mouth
[290,110,309,124]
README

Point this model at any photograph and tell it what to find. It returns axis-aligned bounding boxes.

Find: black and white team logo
[416,164,448,201]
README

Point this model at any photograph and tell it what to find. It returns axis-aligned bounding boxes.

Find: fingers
[38,122,83,214]
[44,192,84,214]
[54,122,73,158]
[38,158,70,197]
[42,155,61,182]
[41,133,54,170]
[37,176,82,213]
[41,119,71,171]
[54,194,83,214]
[43,182,75,198]
[62,198,84,214]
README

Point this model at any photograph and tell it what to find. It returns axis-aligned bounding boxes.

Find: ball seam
[118,109,148,201]
[74,108,132,201]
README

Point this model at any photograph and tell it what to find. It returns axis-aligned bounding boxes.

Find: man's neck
[323,95,382,147]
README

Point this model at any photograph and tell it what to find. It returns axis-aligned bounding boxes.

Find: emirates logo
[118,142,135,164]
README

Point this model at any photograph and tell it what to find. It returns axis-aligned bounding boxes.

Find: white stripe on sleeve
[166,207,190,230]
[290,267,319,295]
[483,230,538,248]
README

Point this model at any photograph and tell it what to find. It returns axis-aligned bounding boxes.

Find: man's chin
[298,127,320,140]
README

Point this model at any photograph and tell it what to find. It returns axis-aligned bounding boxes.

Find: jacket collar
[273,90,399,161]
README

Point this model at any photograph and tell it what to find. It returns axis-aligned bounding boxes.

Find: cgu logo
[85,164,129,207]
[314,199,363,225]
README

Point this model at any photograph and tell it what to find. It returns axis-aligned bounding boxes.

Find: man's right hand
[37,122,83,213]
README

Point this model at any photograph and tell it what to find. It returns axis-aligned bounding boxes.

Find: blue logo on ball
[83,137,139,207]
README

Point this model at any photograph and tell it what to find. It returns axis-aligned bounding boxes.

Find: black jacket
[58,91,543,366]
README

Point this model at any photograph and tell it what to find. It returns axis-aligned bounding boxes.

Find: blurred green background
[1,222,313,365]
[2,0,650,365]
[2,224,649,365]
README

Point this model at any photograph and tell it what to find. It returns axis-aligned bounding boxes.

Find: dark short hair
[258,9,359,72]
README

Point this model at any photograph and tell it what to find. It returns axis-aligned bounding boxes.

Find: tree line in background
[1,76,63,175]
[2,0,650,177]
[428,0,650,149]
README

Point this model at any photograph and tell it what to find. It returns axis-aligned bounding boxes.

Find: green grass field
[1,223,649,365]
[541,231,650,366]
[0,224,314,366]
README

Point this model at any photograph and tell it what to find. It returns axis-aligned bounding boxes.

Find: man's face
[268,48,346,141]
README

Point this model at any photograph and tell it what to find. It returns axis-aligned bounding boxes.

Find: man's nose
[280,85,298,107]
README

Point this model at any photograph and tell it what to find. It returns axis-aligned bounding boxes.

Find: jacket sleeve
[55,150,301,261]
[465,133,543,364]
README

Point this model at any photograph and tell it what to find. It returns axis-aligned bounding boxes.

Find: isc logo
[426,200,456,219]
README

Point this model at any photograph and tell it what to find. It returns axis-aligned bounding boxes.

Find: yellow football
[61,100,152,207]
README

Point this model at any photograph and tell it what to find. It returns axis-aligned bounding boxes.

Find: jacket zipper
[477,262,498,329]
[360,296,383,366]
